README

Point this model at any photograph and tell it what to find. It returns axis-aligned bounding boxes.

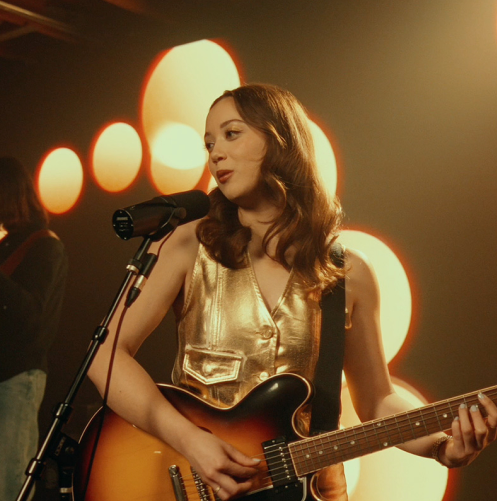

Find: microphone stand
[16,214,181,501]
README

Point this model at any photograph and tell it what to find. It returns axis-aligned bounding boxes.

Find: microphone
[112,190,210,240]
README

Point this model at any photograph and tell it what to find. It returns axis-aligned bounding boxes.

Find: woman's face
[204,97,268,209]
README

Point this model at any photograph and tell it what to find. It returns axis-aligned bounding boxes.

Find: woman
[88,84,497,500]
[0,157,68,500]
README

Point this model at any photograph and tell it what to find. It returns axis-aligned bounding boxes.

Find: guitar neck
[289,384,497,477]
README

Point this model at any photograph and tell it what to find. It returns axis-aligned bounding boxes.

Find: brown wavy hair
[197,83,344,291]
[0,156,48,231]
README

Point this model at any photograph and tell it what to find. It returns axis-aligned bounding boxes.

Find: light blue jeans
[0,370,46,501]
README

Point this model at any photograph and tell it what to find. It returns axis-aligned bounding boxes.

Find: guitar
[73,373,496,501]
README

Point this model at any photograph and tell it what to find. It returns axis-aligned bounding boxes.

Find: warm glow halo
[208,174,218,192]
[340,381,449,501]
[92,122,142,192]
[308,120,337,197]
[141,39,241,144]
[152,122,207,171]
[343,458,360,498]
[338,230,412,364]
[149,123,207,194]
[37,148,83,214]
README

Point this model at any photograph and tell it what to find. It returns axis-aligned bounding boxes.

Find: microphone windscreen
[159,190,211,224]
[112,190,210,240]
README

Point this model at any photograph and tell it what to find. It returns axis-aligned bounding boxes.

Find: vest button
[261,328,273,339]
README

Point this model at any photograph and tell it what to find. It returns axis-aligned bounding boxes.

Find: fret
[369,418,383,450]
[360,421,375,456]
[409,408,426,440]
[374,419,393,449]
[387,415,404,445]
[406,409,417,441]
[434,403,443,431]
[310,435,324,469]
[419,407,430,436]
[312,435,331,470]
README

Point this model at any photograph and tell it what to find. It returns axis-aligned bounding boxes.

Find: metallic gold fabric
[172,244,322,409]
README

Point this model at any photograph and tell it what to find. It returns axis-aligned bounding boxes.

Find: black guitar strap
[310,243,346,434]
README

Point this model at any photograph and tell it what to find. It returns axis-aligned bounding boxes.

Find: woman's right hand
[181,426,261,500]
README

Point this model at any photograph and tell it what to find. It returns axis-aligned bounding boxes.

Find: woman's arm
[343,247,497,467]
[87,222,258,500]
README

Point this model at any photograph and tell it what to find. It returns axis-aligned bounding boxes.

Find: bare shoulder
[136,220,201,308]
[343,246,380,307]
[152,220,200,263]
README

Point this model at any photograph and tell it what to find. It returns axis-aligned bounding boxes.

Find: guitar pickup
[262,436,299,487]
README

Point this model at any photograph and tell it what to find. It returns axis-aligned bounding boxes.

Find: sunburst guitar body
[73,373,497,501]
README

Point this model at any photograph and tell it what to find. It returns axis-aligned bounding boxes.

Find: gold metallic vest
[172,244,322,411]
[171,244,348,500]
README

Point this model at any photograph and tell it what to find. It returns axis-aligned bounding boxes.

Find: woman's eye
[204,142,214,152]
[226,130,240,139]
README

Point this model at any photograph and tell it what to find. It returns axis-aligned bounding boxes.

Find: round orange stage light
[37,148,83,214]
[92,122,143,192]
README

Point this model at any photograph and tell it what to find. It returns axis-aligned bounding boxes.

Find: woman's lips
[216,170,233,184]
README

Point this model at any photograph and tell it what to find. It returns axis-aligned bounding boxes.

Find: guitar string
[276,386,496,474]
[289,387,497,472]
[291,409,458,468]
[236,387,497,478]
[298,387,497,452]
[177,453,287,494]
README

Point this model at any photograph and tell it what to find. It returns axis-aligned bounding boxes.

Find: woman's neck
[237,204,292,262]
[238,204,277,245]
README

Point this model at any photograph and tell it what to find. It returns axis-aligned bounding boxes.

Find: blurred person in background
[0,156,68,500]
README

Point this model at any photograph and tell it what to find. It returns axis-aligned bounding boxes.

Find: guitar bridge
[191,467,215,501]
[169,465,188,500]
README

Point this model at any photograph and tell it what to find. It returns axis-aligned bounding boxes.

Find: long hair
[0,156,48,231]
[197,83,344,291]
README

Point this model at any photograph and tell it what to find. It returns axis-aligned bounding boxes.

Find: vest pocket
[183,345,243,385]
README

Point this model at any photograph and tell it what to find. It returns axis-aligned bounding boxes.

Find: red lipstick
[216,170,233,184]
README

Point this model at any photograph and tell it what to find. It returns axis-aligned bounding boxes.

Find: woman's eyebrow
[204,119,245,140]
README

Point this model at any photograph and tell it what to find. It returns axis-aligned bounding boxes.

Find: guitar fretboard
[289,385,497,476]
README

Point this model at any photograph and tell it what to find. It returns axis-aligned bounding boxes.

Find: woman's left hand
[440,392,497,468]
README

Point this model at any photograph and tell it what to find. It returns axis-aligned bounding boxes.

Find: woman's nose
[210,145,226,164]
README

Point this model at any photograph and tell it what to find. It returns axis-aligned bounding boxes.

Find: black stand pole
[15,235,155,501]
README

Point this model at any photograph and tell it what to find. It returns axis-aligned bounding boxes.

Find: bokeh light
[338,230,412,364]
[343,457,361,498]
[92,122,143,192]
[341,380,449,501]
[150,122,207,193]
[141,39,240,193]
[309,120,337,196]
[37,148,83,214]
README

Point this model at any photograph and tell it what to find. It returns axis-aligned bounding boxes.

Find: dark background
[1,1,497,499]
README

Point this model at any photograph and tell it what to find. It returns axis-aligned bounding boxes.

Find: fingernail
[478,392,486,400]
[460,403,467,410]
[470,404,479,412]
[454,416,460,421]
